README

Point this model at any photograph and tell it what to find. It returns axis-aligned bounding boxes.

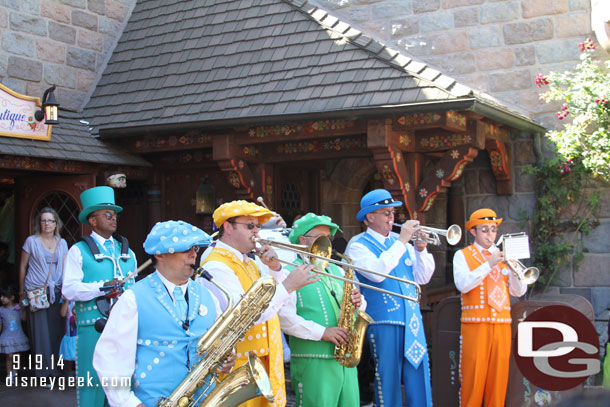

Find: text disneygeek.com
[5,372,131,391]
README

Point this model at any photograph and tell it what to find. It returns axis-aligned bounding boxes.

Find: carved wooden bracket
[485,139,513,195]
[370,145,415,219]
[217,159,260,200]
[415,145,479,212]
[214,135,262,200]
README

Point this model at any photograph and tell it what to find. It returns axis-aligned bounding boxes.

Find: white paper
[503,233,531,260]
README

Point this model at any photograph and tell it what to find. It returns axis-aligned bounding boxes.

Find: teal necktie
[173,286,187,320]
[104,239,115,258]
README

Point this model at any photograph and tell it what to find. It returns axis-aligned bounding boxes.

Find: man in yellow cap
[199,200,317,407]
[453,208,527,407]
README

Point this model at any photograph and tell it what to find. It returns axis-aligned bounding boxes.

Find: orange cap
[465,208,502,231]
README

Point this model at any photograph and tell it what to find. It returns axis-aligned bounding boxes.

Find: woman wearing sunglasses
[453,208,528,407]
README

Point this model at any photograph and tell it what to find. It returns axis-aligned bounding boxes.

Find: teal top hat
[356,189,402,221]
[78,186,123,224]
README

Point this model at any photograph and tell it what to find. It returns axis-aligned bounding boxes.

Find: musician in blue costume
[93,220,234,407]
[63,186,137,407]
[346,189,435,407]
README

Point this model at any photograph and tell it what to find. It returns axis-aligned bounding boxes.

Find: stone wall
[0,0,137,111]
[309,0,607,130]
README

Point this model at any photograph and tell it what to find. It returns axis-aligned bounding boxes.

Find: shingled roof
[0,110,150,166]
[85,0,540,136]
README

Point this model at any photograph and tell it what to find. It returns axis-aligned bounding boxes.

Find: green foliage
[536,38,610,181]
[520,156,599,293]
[523,38,607,293]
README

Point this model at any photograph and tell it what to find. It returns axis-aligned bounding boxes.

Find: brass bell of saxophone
[332,252,374,368]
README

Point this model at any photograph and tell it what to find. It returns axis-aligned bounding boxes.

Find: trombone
[252,235,421,303]
[495,233,539,285]
[394,223,462,246]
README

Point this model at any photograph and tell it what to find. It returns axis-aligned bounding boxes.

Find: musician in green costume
[279,213,365,407]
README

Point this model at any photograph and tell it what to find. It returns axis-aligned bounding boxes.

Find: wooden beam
[485,139,513,195]
[415,145,479,212]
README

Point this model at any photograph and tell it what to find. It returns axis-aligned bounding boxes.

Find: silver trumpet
[494,233,540,285]
[395,223,462,246]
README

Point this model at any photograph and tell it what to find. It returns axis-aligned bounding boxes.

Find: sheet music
[503,234,531,260]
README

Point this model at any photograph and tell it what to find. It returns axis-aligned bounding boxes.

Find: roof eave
[97,97,546,140]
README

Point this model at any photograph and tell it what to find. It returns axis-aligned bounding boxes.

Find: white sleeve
[93,290,142,407]
[278,291,326,341]
[508,268,528,297]
[203,260,290,324]
[346,241,406,283]
[410,245,435,285]
[62,245,105,301]
[452,250,492,294]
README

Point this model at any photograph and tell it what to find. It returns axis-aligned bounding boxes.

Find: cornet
[394,223,462,246]
[494,233,539,285]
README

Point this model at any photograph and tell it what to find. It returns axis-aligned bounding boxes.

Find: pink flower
[578,38,596,51]
[535,74,549,88]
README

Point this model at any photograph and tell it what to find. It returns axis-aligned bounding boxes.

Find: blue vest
[355,233,419,325]
[74,240,136,326]
[355,233,428,367]
[131,272,217,407]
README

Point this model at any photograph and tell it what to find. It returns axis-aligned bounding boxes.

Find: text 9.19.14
[12,354,64,371]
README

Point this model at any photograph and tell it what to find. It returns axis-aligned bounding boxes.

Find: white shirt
[346,229,435,285]
[453,241,527,297]
[93,270,223,407]
[279,255,368,341]
[62,231,138,302]
[197,240,291,324]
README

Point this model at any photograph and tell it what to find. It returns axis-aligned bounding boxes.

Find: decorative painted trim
[0,155,87,172]
[420,133,472,149]
[134,132,212,151]
[276,135,365,154]
[249,119,356,138]
[397,112,442,126]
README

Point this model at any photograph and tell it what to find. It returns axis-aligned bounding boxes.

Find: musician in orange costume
[452,209,527,407]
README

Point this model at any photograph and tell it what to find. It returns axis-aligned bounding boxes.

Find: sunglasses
[94,211,118,220]
[180,246,201,254]
[373,210,396,217]
[229,221,260,230]
[476,226,498,233]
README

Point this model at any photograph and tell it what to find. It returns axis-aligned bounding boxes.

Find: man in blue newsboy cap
[93,220,235,407]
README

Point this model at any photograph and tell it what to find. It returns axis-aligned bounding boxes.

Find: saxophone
[332,253,374,368]
[157,268,276,407]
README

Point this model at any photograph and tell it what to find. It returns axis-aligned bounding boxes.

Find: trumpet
[494,233,539,285]
[252,235,421,303]
[394,223,462,246]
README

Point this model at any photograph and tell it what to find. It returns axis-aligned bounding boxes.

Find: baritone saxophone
[157,267,276,407]
[332,253,374,368]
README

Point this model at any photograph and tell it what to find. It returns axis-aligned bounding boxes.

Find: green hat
[289,212,342,244]
[78,186,123,224]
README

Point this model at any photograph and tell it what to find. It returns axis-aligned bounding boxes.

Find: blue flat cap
[144,220,212,255]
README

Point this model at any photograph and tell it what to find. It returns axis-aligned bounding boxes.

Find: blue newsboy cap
[144,220,212,255]
[356,189,402,222]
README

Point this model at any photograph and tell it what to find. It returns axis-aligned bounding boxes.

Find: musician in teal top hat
[63,186,137,407]
[279,212,366,407]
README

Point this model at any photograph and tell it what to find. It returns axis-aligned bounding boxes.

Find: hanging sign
[0,84,52,141]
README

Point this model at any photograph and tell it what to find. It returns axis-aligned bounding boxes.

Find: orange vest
[459,245,511,324]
